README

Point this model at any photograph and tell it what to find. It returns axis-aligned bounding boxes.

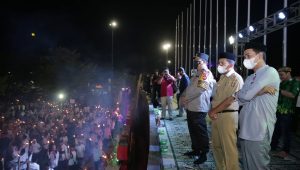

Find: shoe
[168,118,173,121]
[160,117,165,120]
[193,154,207,164]
[176,115,183,117]
[183,151,200,156]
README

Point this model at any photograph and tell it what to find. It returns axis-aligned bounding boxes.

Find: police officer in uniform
[180,53,216,164]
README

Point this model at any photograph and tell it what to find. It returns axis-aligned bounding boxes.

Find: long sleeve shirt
[238,65,280,141]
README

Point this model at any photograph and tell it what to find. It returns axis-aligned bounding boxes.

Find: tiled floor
[150,106,300,170]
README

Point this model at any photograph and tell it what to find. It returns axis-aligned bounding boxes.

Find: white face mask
[217,65,227,74]
[243,57,257,69]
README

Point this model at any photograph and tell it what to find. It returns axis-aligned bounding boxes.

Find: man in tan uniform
[208,52,244,170]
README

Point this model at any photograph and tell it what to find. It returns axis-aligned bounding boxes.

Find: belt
[218,110,238,113]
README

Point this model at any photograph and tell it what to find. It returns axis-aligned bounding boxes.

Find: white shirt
[75,143,85,158]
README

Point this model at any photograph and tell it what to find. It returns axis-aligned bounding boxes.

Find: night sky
[0,0,299,75]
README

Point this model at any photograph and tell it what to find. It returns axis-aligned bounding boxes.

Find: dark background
[0,0,299,75]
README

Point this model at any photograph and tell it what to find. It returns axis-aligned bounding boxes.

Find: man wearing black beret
[208,52,244,170]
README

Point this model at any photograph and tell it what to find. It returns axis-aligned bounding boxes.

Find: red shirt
[161,77,174,97]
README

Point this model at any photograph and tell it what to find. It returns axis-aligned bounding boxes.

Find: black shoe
[168,118,173,121]
[183,151,199,156]
[160,117,165,120]
[193,154,207,164]
[176,115,183,117]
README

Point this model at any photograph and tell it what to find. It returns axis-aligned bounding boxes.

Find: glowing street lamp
[162,43,171,67]
[109,21,118,28]
[58,93,65,100]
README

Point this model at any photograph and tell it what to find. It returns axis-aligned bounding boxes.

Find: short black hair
[244,42,267,53]
[177,67,185,72]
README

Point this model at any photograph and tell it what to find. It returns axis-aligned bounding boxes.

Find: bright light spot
[228,36,235,45]
[167,60,171,64]
[109,21,118,28]
[162,43,171,50]
[31,32,36,37]
[58,93,65,100]
[248,26,254,32]
[278,12,286,20]
[238,33,243,38]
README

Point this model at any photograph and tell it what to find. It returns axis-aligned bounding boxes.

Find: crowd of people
[0,92,126,170]
[146,41,300,169]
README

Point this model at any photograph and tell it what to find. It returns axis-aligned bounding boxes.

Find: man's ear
[227,63,234,69]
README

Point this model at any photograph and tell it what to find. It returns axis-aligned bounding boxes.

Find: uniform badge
[201,71,207,80]
[197,71,209,89]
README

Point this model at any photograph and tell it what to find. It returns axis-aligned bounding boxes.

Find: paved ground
[149,105,300,170]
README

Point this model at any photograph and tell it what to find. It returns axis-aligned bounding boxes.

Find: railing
[117,74,150,170]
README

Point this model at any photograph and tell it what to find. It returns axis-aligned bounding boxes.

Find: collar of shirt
[255,64,268,75]
[225,69,235,77]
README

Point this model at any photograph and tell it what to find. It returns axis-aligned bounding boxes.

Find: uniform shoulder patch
[200,71,207,80]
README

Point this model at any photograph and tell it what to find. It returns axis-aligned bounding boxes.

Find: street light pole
[109,21,117,71]
[162,43,171,68]
[111,29,114,70]
[166,49,169,68]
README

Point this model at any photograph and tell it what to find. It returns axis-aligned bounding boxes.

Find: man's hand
[208,110,218,120]
[257,86,277,96]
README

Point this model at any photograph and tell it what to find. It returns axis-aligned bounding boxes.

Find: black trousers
[186,110,209,154]
[271,113,292,153]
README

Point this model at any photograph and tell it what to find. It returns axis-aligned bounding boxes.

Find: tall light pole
[162,43,171,68]
[109,20,117,71]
